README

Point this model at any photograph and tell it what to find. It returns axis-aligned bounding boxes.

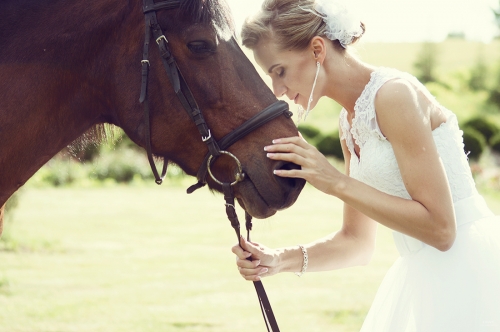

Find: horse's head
[119,0,305,218]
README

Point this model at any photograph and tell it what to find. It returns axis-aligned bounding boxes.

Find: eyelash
[278,69,285,78]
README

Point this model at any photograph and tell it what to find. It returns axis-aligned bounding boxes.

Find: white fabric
[305,0,363,48]
[339,67,500,331]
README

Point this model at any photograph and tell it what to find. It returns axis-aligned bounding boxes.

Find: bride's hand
[265,134,343,195]
[231,237,279,281]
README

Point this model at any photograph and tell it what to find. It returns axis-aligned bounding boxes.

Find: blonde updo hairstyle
[242,0,365,52]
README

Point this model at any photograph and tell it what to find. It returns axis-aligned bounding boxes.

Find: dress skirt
[360,195,500,332]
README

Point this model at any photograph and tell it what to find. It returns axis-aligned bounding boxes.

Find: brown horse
[0,0,305,236]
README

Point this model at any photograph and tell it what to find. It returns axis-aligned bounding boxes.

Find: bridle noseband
[140,1,292,331]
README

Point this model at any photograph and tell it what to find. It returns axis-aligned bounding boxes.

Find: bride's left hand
[265,134,343,195]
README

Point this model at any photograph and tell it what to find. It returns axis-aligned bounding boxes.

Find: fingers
[232,237,271,281]
[231,244,252,259]
[238,264,269,281]
[264,140,309,155]
[231,246,269,281]
[272,136,309,148]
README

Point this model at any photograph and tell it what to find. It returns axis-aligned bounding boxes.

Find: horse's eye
[187,41,215,54]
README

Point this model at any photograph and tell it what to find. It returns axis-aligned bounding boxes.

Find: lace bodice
[339,67,478,203]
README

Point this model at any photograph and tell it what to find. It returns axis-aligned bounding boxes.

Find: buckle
[202,130,212,142]
[156,35,168,45]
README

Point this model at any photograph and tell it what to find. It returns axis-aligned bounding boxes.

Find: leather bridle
[140,1,292,331]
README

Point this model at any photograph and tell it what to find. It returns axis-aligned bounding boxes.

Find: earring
[298,61,321,124]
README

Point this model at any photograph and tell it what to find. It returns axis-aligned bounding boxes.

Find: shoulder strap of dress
[351,68,402,145]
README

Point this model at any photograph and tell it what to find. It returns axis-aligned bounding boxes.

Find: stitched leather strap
[187,101,292,193]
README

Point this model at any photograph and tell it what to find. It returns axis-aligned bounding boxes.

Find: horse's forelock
[179,0,234,31]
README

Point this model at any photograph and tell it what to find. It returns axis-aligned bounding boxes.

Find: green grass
[0,185,395,332]
[2,185,499,332]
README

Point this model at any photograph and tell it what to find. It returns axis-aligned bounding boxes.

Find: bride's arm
[267,81,456,251]
[277,129,377,274]
[234,126,377,280]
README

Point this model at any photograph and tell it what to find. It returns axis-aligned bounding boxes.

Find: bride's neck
[322,52,375,113]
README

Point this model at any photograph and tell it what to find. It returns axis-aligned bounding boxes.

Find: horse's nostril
[275,162,302,189]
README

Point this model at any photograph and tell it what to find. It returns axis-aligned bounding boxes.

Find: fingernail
[267,153,274,158]
[272,139,280,144]
[254,260,261,266]
[244,252,252,258]
[259,268,268,275]
[264,146,268,151]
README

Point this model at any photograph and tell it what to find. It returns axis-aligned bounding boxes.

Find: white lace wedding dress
[339,67,500,332]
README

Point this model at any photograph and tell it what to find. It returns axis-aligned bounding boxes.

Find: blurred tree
[446,31,465,39]
[494,2,500,31]
[468,49,488,91]
[413,42,439,84]
[488,3,500,110]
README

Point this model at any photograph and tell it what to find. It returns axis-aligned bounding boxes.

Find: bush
[298,124,321,142]
[462,127,486,161]
[490,132,500,153]
[462,117,500,143]
[91,149,154,183]
[413,42,439,84]
[468,53,488,91]
[316,131,344,160]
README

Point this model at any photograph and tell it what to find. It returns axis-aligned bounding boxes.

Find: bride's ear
[310,36,327,65]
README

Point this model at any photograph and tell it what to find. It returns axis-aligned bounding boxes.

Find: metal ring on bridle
[207,150,245,186]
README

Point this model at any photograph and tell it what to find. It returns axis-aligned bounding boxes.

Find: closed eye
[187,41,216,54]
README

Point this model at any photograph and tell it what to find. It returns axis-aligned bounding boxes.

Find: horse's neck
[0,103,100,205]
[0,1,143,206]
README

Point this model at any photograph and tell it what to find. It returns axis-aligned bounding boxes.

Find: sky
[226,0,500,43]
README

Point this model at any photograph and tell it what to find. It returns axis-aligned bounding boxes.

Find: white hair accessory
[304,0,363,48]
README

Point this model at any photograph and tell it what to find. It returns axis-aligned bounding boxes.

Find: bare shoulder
[375,78,419,115]
[374,78,430,139]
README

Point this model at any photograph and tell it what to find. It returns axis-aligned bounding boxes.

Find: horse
[0,0,306,237]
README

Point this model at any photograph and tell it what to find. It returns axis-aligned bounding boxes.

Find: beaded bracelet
[295,245,308,277]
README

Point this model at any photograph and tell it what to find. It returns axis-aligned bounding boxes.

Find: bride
[231,0,500,330]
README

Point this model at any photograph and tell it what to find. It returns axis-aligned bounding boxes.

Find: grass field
[1,184,499,332]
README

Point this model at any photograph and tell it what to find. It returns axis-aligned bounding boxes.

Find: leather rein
[140,1,292,331]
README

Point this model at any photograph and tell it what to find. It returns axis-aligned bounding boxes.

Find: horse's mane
[68,124,117,160]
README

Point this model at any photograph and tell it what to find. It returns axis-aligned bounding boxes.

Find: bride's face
[253,39,321,109]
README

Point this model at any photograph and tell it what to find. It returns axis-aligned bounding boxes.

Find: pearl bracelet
[295,245,308,277]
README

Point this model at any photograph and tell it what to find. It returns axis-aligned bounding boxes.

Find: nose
[272,80,286,98]
[274,161,304,191]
